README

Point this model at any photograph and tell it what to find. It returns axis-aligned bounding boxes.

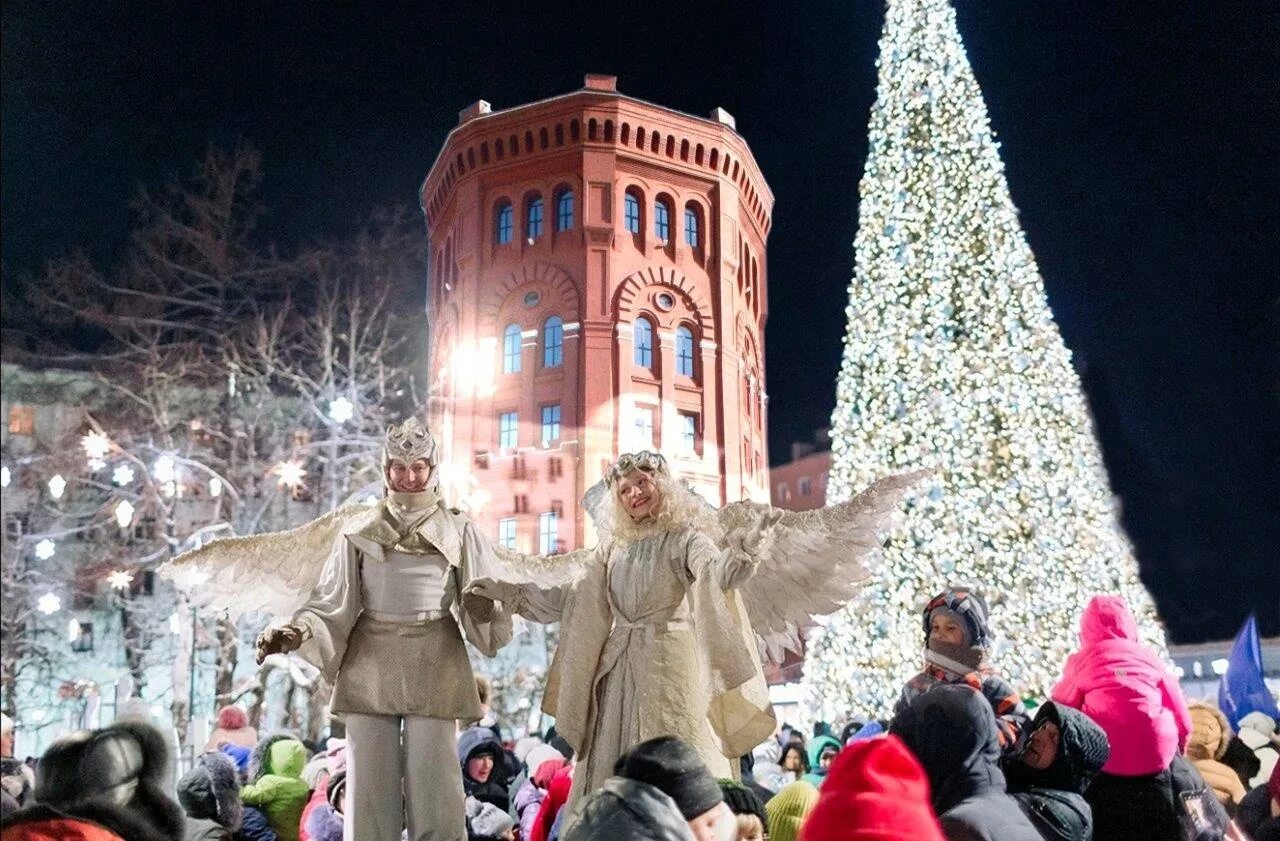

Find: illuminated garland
[809,0,1165,718]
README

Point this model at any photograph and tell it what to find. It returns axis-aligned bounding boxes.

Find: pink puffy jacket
[1051,595,1192,776]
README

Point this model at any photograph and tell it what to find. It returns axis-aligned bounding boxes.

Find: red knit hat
[799,735,946,841]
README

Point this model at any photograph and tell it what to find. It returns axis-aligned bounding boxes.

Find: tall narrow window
[633,406,656,450]
[676,326,695,377]
[684,207,700,248]
[543,316,563,367]
[633,317,654,369]
[624,192,640,234]
[654,199,671,242]
[679,413,697,454]
[498,518,517,550]
[538,511,559,554]
[556,190,574,231]
[496,202,513,244]
[540,404,561,445]
[503,324,522,373]
[526,196,544,239]
[499,411,518,449]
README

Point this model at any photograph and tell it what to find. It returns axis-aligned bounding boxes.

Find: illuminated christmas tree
[808,0,1164,717]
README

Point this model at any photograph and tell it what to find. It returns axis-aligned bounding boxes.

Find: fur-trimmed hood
[249,734,307,781]
[12,719,187,841]
[1188,702,1234,761]
[177,752,243,830]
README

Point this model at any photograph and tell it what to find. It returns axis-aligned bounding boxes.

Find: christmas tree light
[809,0,1163,717]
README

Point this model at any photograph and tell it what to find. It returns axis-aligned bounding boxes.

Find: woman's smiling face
[615,469,662,522]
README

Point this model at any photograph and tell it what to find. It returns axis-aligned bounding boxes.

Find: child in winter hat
[1051,594,1192,778]
[240,734,310,841]
[893,585,1030,755]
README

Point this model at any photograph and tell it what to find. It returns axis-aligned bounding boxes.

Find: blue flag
[1217,614,1280,730]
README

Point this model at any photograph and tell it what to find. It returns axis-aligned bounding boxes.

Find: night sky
[3,1,1277,641]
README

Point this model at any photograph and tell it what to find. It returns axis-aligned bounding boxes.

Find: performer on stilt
[163,418,511,841]
[467,450,925,817]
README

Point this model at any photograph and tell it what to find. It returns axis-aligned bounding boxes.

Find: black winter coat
[891,683,1041,841]
[1004,701,1110,841]
[1237,784,1280,841]
[561,778,693,841]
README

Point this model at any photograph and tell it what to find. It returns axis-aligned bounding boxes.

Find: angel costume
[162,419,512,841]
[475,451,924,813]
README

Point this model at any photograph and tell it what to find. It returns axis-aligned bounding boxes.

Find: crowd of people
[1,589,1278,841]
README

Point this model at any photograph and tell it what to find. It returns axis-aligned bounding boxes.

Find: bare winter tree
[10,144,426,746]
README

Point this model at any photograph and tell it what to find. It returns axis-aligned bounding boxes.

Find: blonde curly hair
[597,453,721,547]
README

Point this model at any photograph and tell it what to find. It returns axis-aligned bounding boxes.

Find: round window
[655,292,675,311]
[523,291,541,307]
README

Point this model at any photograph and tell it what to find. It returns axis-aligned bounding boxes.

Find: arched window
[654,199,671,242]
[543,316,563,367]
[526,195,544,239]
[684,207,700,248]
[633,317,654,369]
[676,325,695,377]
[503,324,522,373]
[495,202,513,244]
[556,190,574,232]
[624,192,640,234]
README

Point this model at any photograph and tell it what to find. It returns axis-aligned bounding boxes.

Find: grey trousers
[344,713,465,841]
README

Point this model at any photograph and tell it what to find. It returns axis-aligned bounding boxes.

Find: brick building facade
[421,75,773,552]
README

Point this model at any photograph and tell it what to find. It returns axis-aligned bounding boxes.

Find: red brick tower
[421,75,772,553]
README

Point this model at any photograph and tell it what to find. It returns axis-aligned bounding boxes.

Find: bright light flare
[112,465,135,486]
[107,570,134,591]
[0,466,9,488]
[34,539,56,560]
[275,461,306,489]
[209,477,223,498]
[328,396,355,423]
[452,340,497,398]
[114,500,135,529]
[81,432,111,460]
[169,613,182,635]
[37,593,61,615]
[152,455,177,483]
[47,475,67,499]
[67,618,81,642]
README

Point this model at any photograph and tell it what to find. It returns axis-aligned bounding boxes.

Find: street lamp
[328,396,355,424]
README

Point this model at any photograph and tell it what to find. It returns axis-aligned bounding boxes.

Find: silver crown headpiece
[604,451,670,487]
[382,417,438,469]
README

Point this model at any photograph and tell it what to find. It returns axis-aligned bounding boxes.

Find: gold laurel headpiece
[604,451,669,487]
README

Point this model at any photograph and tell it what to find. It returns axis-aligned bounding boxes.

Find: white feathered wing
[157,503,380,620]
[725,470,930,661]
